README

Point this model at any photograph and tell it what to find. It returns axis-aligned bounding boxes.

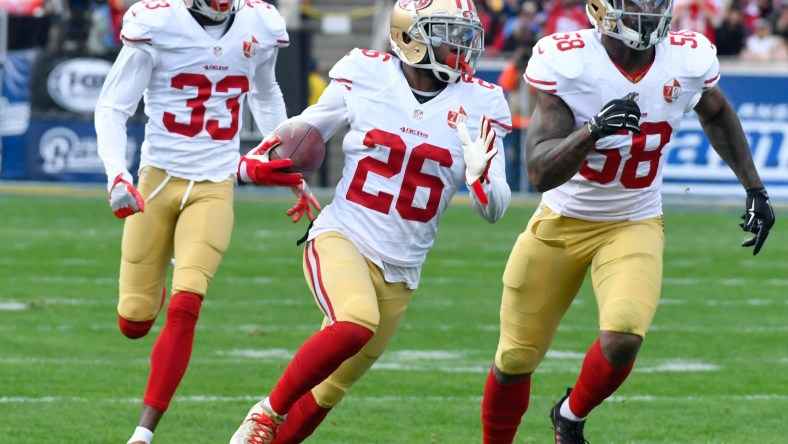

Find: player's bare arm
[695,86,764,190]
[525,90,596,192]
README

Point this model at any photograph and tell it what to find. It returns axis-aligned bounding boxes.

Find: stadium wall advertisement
[1,51,787,200]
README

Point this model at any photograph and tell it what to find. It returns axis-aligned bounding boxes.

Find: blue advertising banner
[663,71,788,198]
[19,117,144,183]
[0,50,34,178]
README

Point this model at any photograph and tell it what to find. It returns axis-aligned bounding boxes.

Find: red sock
[481,366,530,444]
[269,321,373,415]
[271,391,331,444]
[569,339,634,418]
[143,292,202,411]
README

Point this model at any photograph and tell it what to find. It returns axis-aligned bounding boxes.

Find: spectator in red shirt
[674,0,723,43]
[542,0,589,35]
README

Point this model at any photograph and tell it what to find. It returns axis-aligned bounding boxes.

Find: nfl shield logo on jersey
[663,79,681,103]
[243,36,259,59]
[447,106,467,130]
[213,46,223,57]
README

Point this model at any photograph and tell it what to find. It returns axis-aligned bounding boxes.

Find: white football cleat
[230,398,284,444]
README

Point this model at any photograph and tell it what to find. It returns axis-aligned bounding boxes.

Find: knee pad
[496,347,539,376]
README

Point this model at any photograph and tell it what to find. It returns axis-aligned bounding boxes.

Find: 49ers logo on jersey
[398,0,432,9]
[447,106,467,130]
[243,35,259,59]
[663,78,681,103]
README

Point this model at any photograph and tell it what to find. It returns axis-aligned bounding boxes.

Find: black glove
[587,92,642,140]
[740,187,775,255]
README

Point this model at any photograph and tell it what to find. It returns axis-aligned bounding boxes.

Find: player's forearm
[700,104,764,190]
[526,128,595,192]
[249,51,287,137]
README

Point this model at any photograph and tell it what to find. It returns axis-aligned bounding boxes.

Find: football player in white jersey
[94,0,303,443]
[230,1,512,442]
[480,0,775,443]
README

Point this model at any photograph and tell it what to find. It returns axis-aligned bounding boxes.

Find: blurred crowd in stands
[2,0,786,60]
[479,0,788,63]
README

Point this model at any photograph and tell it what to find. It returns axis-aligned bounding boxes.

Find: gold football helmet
[586,0,673,50]
[389,0,485,83]
[187,0,244,22]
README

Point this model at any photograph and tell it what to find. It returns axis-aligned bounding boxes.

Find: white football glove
[108,173,144,219]
[287,180,322,223]
[457,116,498,206]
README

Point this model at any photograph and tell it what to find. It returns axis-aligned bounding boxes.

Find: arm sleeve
[289,80,350,142]
[248,49,288,138]
[95,45,153,191]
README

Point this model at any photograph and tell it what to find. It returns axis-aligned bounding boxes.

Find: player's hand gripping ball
[267,120,326,177]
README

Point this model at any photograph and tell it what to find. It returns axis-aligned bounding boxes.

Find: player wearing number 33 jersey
[230,1,513,442]
[480,1,772,442]
[94,1,289,443]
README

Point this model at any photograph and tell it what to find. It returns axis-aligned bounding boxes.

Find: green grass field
[0,185,786,443]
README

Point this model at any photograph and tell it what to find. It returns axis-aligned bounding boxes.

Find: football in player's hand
[268,121,326,177]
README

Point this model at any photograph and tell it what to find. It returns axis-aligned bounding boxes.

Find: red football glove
[108,173,144,219]
[287,181,321,223]
[238,135,303,187]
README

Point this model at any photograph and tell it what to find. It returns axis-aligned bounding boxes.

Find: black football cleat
[550,388,589,444]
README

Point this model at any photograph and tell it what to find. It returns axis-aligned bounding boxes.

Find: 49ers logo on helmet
[663,78,681,103]
[398,0,433,9]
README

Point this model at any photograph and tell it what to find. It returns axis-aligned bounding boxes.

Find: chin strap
[445,54,474,83]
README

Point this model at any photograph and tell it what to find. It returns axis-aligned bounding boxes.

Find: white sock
[127,426,154,444]
[560,398,586,422]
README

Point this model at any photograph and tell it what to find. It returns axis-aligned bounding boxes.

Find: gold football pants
[117,166,234,321]
[302,232,413,408]
[495,203,664,375]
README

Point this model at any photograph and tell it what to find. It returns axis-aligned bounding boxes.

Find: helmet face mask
[390,0,485,83]
[586,0,673,50]
[188,0,244,22]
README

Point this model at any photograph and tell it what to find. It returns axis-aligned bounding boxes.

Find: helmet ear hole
[403,33,412,44]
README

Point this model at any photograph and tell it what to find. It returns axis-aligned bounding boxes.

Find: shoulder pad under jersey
[660,30,718,78]
[458,79,513,135]
[121,0,176,45]
[244,0,289,48]
[530,31,595,80]
[526,30,601,93]
[328,48,396,87]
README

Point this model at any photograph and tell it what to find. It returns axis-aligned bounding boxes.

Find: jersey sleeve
[327,48,363,85]
[672,32,720,111]
[292,80,350,142]
[252,2,290,48]
[120,2,167,45]
[524,33,595,95]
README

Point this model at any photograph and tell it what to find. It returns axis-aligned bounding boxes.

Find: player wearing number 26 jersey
[230,1,512,442]
[481,0,774,443]
[94,1,289,443]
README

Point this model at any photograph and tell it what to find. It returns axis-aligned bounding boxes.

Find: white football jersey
[118,0,288,180]
[294,49,512,287]
[525,29,720,221]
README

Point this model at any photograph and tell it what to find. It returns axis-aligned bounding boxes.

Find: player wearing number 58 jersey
[94,1,290,443]
[481,0,775,443]
[230,1,512,442]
